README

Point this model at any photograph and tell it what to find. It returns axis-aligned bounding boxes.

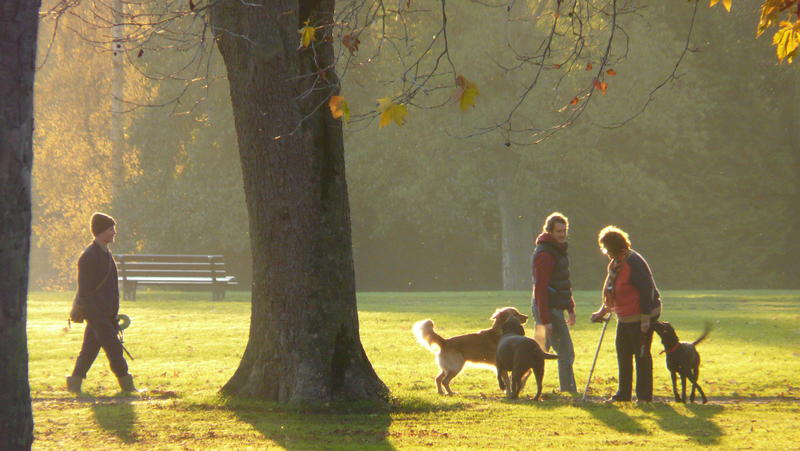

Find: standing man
[531,212,577,393]
[591,226,661,402]
[66,212,138,393]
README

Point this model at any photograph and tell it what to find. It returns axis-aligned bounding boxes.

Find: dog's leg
[435,371,446,395]
[689,366,707,404]
[437,353,464,395]
[497,368,510,394]
[681,373,688,403]
[441,369,462,396]
[671,372,680,402]
[510,369,523,399]
[519,368,531,393]
[532,361,545,401]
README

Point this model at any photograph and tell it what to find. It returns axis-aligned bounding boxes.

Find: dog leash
[117,314,135,360]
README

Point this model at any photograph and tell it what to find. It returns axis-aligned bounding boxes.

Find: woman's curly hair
[598,225,631,257]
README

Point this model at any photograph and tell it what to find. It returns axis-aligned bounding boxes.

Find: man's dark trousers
[72,317,128,378]
[615,320,655,401]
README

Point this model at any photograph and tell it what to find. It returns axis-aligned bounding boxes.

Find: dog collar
[663,343,680,354]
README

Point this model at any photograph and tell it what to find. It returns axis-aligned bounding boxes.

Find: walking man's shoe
[117,374,141,393]
[66,375,82,394]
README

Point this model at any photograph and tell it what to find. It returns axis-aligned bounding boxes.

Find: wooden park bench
[115,254,237,301]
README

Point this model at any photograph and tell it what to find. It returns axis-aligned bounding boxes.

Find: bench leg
[123,281,137,301]
[212,287,225,302]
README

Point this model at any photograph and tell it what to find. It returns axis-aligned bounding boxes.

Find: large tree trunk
[211,0,388,403]
[0,0,39,448]
[496,174,533,291]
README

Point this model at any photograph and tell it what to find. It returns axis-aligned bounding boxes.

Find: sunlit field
[28,290,800,449]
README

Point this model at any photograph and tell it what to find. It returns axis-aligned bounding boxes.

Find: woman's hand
[567,311,576,326]
[640,316,651,333]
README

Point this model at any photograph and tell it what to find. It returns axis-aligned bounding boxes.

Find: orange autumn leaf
[553,63,562,69]
[328,96,350,123]
[586,63,593,71]
[570,97,580,105]
[593,79,608,95]
[342,34,361,55]
[606,68,617,75]
[454,75,480,111]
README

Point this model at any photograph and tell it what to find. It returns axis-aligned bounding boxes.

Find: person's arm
[77,250,99,313]
[591,262,613,322]
[533,251,555,325]
[628,253,656,332]
[566,296,576,326]
[628,253,655,316]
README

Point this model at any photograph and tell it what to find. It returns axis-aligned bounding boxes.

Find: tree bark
[211,0,388,403]
[496,172,533,291]
[0,0,39,448]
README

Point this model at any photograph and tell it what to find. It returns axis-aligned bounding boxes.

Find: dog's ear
[490,308,509,321]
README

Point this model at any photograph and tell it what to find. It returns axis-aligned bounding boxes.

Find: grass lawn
[28,289,800,449]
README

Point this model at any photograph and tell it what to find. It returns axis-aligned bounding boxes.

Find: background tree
[0,0,39,448]
[29,0,798,408]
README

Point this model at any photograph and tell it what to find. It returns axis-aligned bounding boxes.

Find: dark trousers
[71,317,128,378]
[614,319,655,401]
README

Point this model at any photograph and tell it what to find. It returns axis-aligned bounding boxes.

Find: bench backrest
[115,254,228,282]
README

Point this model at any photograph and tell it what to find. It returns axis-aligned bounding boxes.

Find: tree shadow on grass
[227,398,396,450]
[639,402,724,445]
[90,396,137,443]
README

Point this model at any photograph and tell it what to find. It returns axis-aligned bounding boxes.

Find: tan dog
[412,307,529,395]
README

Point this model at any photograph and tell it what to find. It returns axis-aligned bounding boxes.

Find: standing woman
[591,226,661,402]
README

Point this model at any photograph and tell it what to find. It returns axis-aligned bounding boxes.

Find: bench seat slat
[120,276,236,283]
[117,254,237,301]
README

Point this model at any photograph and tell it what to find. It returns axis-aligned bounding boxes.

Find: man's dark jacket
[77,241,119,321]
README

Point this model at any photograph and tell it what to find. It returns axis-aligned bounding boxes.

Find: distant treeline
[31,1,798,291]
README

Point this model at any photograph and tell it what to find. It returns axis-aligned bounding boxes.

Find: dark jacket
[77,241,119,321]
[607,250,661,320]
[532,233,575,324]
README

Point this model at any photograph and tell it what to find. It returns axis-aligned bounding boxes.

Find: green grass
[28,289,800,449]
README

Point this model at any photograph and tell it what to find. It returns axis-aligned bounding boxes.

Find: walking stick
[581,315,611,401]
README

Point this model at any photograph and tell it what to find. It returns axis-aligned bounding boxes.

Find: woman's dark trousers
[71,317,128,378]
[614,320,655,401]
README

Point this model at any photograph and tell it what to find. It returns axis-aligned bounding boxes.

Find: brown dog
[412,307,529,395]
[496,316,559,400]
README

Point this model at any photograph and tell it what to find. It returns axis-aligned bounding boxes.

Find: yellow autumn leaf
[709,0,731,12]
[376,98,408,128]
[328,95,350,124]
[454,75,480,111]
[757,0,784,37]
[773,21,800,63]
[298,19,317,48]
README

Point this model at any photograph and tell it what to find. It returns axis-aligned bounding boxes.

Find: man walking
[531,212,577,393]
[67,212,138,393]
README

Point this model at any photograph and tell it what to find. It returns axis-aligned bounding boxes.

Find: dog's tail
[412,319,446,352]
[532,341,559,359]
[692,321,712,347]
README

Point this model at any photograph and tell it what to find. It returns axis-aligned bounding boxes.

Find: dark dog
[413,307,529,395]
[652,321,711,404]
[495,316,558,400]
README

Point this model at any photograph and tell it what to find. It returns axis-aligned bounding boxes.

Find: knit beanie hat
[91,212,116,236]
